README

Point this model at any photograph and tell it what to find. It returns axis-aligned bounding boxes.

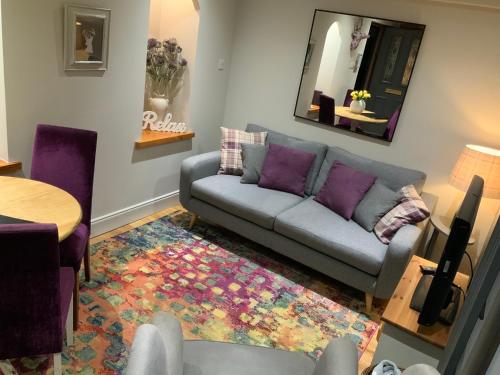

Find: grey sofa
[180,124,437,308]
[126,312,441,375]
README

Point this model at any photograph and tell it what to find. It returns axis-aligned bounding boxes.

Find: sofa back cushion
[313,146,427,195]
[246,124,327,196]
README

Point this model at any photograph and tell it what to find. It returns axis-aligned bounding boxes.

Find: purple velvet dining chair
[318,94,335,125]
[337,89,354,129]
[0,224,74,375]
[383,106,402,141]
[312,90,323,106]
[31,124,97,329]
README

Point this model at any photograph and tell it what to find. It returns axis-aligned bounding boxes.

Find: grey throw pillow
[353,181,402,232]
[240,143,267,184]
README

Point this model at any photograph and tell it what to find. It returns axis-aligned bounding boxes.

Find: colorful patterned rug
[2,211,380,374]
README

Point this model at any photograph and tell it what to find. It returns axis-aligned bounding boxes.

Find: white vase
[350,99,366,114]
[149,96,170,124]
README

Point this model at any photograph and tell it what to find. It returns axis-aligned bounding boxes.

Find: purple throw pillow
[315,161,376,219]
[258,143,316,197]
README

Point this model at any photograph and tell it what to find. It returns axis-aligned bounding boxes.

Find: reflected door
[365,25,424,120]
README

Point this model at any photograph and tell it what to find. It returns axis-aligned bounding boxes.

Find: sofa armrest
[313,337,358,375]
[374,224,422,299]
[374,191,438,299]
[180,151,220,206]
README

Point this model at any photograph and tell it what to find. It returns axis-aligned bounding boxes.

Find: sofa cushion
[241,143,267,184]
[275,198,388,276]
[192,175,304,229]
[312,146,426,195]
[246,124,327,196]
[259,144,316,197]
[315,161,376,220]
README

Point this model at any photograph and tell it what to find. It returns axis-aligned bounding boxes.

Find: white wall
[147,0,200,124]
[223,0,500,262]
[1,0,236,230]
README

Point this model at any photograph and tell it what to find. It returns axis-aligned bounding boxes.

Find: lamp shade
[450,145,500,199]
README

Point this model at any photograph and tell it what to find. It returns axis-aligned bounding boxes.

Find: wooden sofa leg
[188,213,198,230]
[84,243,91,282]
[365,293,373,313]
[73,272,80,331]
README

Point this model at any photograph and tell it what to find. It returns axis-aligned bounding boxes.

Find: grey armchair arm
[127,312,359,375]
[180,151,220,207]
[312,337,358,375]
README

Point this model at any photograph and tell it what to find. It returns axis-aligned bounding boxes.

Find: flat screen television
[411,175,484,326]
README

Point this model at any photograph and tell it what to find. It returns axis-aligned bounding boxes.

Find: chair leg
[66,296,74,346]
[188,213,198,230]
[365,293,373,313]
[84,242,91,282]
[53,353,62,375]
[73,272,80,331]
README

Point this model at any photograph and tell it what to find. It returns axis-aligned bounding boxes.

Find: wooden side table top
[430,215,476,245]
[381,255,469,349]
[0,176,82,241]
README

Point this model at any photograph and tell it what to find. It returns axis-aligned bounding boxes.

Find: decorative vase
[350,99,366,114]
[149,96,170,125]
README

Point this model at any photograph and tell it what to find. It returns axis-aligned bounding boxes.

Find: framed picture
[64,5,111,71]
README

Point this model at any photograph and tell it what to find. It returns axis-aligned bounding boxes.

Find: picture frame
[64,5,111,71]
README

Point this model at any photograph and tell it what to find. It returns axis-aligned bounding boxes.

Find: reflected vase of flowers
[349,90,371,114]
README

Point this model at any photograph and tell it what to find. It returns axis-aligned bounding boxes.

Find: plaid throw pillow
[374,185,430,244]
[219,127,267,175]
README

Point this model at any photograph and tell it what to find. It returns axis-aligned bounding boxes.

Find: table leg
[424,227,439,260]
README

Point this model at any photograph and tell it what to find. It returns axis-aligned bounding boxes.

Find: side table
[371,256,468,368]
[423,215,476,259]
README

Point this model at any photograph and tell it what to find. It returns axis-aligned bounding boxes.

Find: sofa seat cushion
[275,198,388,276]
[191,175,304,229]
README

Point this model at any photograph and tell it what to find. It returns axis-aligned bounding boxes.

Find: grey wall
[222,0,500,261]
[1,0,236,223]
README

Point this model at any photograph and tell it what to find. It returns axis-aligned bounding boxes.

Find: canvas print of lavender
[146,38,188,100]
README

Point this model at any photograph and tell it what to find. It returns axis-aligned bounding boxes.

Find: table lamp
[449,145,500,200]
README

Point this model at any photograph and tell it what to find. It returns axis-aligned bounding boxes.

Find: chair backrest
[0,224,63,359]
[127,324,168,375]
[312,90,323,106]
[318,94,335,125]
[338,89,354,126]
[31,124,98,229]
[383,106,402,141]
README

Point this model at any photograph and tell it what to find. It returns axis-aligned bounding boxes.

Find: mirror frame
[294,9,426,143]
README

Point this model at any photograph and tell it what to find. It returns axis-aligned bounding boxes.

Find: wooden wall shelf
[135,130,195,149]
[0,160,22,174]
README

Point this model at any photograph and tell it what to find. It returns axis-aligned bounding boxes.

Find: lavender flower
[146,37,188,98]
[147,38,159,50]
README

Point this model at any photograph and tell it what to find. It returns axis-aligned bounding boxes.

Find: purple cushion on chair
[59,267,75,332]
[315,161,376,219]
[258,143,316,197]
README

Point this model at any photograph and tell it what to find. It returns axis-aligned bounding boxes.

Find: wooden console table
[372,255,468,368]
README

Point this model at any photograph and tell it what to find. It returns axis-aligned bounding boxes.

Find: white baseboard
[90,190,180,237]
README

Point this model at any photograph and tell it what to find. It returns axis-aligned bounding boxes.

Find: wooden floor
[90,206,382,374]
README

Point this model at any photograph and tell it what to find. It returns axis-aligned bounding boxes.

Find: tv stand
[372,256,468,368]
[410,274,462,325]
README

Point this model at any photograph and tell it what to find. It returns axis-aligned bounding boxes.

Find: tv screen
[417,175,483,326]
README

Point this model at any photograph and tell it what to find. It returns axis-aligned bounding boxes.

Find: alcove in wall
[136,0,199,148]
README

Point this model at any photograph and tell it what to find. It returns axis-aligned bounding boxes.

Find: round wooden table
[0,176,82,241]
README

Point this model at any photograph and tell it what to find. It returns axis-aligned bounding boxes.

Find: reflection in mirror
[294,10,425,142]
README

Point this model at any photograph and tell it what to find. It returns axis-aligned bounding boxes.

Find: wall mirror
[294,10,425,142]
